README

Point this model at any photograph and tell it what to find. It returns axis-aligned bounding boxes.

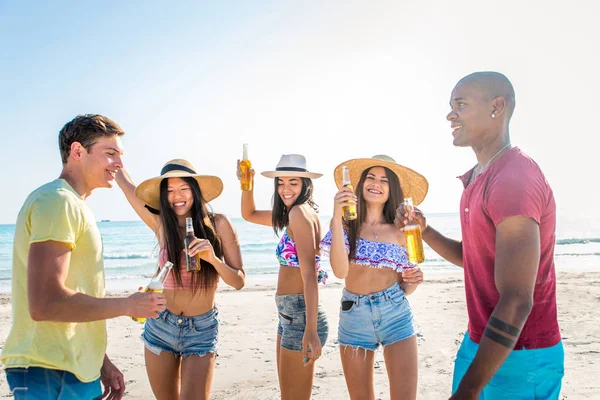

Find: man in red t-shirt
[396,72,564,399]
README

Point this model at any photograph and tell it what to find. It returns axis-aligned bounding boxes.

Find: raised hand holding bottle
[240,143,253,191]
[341,165,357,220]
[403,198,425,264]
[184,218,201,272]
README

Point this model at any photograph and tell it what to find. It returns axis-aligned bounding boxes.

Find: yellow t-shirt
[1,179,107,382]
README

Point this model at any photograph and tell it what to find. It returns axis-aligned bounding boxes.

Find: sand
[0,270,598,399]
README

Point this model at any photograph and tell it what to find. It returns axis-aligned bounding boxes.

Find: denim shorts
[5,367,102,400]
[338,281,416,352]
[276,294,329,352]
[452,332,565,399]
[142,307,219,358]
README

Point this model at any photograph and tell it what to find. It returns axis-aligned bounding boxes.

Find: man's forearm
[30,290,130,322]
[455,297,532,395]
[422,226,463,267]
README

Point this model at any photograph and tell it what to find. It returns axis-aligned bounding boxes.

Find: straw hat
[333,155,429,205]
[135,159,223,210]
[261,154,323,179]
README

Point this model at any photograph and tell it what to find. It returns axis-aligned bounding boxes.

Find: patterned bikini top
[276,231,328,284]
[319,228,414,272]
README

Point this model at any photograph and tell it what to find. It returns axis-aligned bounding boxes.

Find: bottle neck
[158,266,172,284]
[185,218,194,236]
[242,144,249,160]
[342,168,351,186]
[403,199,415,222]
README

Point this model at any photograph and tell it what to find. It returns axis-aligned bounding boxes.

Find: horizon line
[0,212,463,226]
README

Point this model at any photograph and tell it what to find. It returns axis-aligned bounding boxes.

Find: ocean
[0,214,599,293]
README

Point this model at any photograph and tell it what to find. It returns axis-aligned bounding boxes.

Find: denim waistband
[159,307,218,328]
[275,293,306,300]
[275,293,306,307]
[342,281,404,305]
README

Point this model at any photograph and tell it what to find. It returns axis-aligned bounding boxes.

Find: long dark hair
[346,167,404,260]
[271,177,318,235]
[159,177,223,293]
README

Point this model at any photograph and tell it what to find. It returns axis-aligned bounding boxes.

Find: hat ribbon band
[275,166,307,172]
[161,164,197,175]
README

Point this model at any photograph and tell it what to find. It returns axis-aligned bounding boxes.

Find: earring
[491,113,496,118]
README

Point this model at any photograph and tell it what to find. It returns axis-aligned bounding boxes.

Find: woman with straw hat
[116,159,245,400]
[320,155,427,400]
[237,154,328,400]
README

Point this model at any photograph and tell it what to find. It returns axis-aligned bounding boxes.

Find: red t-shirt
[458,147,561,349]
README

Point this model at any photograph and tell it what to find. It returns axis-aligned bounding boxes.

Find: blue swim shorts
[5,367,102,400]
[452,331,565,399]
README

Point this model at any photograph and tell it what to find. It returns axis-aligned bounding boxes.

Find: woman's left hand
[302,330,322,367]
[401,266,424,286]
[187,238,216,263]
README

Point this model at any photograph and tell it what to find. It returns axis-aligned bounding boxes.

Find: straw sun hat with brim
[333,155,429,206]
[261,154,323,179]
[135,159,224,211]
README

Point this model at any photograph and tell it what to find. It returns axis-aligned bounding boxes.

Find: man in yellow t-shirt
[1,115,167,400]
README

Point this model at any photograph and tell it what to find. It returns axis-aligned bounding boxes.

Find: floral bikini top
[319,228,414,272]
[276,231,328,284]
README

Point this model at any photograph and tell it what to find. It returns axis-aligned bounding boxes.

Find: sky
[1,0,598,224]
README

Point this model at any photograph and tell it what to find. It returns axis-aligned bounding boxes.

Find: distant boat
[100,220,111,223]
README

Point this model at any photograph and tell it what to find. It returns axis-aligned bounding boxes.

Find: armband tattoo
[484,327,516,348]
[488,316,521,337]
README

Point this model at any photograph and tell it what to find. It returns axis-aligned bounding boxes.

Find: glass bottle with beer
[132,261,173,323]
[240,143,253,191]
[184,217,201,272]
[403,197,425,264]
[341,165,357,220]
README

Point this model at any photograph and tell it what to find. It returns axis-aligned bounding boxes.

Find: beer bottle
[184,217,201,272]
[403,197,425,264]
[341,165,357,220]
[240,143,253,191]
[132,261,173,324]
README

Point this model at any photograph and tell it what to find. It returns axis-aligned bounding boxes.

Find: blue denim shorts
[142,307,219,358]
[452,332,565,399]
[338,281,416,352]
[5,367,102,400]
[276,294,329,352]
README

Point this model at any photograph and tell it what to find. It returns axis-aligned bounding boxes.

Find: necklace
[367,221,384,240]
[475,143,511,175]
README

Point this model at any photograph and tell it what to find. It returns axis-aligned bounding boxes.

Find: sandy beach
[0,270,598,399]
